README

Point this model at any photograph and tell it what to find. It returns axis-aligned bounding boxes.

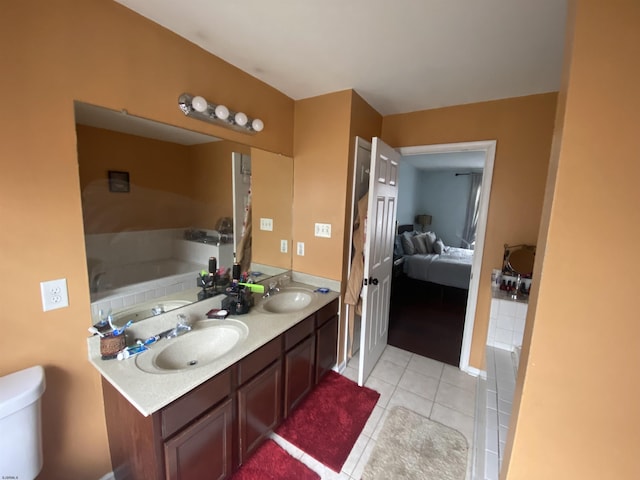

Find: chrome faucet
[262,281,280,298]
[166,314,192,338]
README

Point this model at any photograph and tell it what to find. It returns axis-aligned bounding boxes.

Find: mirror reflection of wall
[74,102,292,325]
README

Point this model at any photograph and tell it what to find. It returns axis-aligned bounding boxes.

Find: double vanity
[88,281,339,480]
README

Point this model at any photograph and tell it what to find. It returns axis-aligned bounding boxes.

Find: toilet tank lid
[0,366,46,420]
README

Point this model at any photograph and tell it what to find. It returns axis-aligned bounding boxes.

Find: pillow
[433,238,449,255]
[412,233,428,254]
[400,231,416,255]
[424,231,437,253]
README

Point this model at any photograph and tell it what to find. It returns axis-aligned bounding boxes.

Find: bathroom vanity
[89,286,339,480]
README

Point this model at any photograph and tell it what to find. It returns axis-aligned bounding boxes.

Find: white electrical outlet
[260,218,273,231]
[40,278,69,311]
[314,223,332,238]
[297,241,305,256]
[280,240,288,253]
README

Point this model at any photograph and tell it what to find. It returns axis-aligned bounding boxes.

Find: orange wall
[251,148,294,269]
[292,91,353,280]
[504,1,640,478]
[189,140,250,230]
[382,93,557,368]
[292,90,382,363]
[78,125,199,233]
[0,1,292,478]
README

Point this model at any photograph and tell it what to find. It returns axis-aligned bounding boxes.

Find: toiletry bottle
[208,257,217,275]
[232,253,241,281]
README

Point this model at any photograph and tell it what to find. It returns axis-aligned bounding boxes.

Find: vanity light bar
[178,93,264,135]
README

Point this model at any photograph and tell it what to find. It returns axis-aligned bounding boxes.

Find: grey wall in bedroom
[397,161,420,226]
[418,170,471,246]
[397,161,472,245]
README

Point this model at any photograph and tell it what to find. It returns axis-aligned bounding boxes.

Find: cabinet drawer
[161,369,231,439]
[237,337,282,385]
[315,299,339,329]
[284,316,314,350]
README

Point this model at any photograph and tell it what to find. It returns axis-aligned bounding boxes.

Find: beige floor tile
[342,365,359,383]
[430,402,475,446]
[406,353,445,379]
[362,405,385,437]
[370,358,405,385]
[380,345,412,368]
[340,433,370,477]
[435,381,476,417]
[364,376,396,408]
[350,437,376,480]
[387,386,434,419]
[398,368,440,400]
[441,364,477,392]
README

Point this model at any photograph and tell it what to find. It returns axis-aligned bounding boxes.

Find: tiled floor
[271,345,477,479]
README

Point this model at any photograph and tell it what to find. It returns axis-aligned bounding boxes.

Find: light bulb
[234,112,248,127]
[214,104,229,120]
[191,96,208,113]
[251,118,264,132]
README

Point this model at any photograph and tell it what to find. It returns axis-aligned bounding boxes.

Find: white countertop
[88,282,339,417]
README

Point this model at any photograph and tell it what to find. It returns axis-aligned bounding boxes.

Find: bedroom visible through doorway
[394,141,496,374]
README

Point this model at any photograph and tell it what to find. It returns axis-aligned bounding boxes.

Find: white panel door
[358,138,400,386]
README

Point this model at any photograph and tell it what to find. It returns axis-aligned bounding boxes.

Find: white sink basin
[135,319,248,373]
[261,289,316,313]
[112,300,191,327]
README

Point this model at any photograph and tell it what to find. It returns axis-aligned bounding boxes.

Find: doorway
[397,141,496,375]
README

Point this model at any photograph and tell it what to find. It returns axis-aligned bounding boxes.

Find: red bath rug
[231,439,319,480]
[276,370,380,472]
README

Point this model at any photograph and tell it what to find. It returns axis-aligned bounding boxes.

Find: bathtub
[86,228,235,322]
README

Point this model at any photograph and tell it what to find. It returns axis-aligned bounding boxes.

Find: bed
[395,225,473,290]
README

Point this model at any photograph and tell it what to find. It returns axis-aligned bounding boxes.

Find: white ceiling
[114,0,567,116]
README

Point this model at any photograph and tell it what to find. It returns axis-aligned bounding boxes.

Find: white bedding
[402,247,473,289]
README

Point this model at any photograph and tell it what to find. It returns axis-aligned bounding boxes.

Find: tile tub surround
[475,347,518,480]
[487,291,528,352]
[90,268,200,321]
[88,281,339,416]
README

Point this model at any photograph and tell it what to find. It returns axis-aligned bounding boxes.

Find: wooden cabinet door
[316,314,339,383]
[284,335,316,417]
[164,398,233,480]
[237,360,282,464]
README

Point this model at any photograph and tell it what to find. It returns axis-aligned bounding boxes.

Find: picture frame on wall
[108,170,130,193]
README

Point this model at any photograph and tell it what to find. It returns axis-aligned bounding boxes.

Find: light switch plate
[41,278,69,311]
[260,218,273,231]
[314,223,332,238]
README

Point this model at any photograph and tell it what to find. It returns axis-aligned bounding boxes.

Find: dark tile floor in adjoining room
[388,276,468,366]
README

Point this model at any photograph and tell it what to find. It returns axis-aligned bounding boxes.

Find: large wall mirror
[75,102,293,325]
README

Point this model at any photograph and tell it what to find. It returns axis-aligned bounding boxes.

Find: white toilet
[0,366,46,480]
